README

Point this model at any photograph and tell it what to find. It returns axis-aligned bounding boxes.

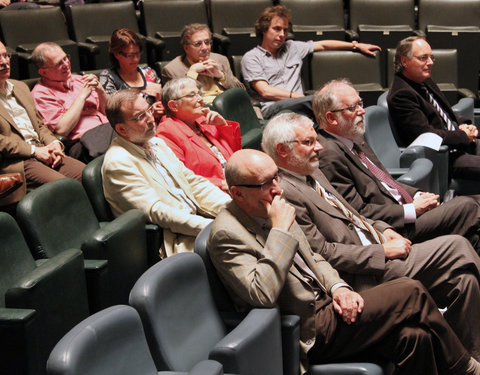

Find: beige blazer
[102,136,231,257]
[0,79,58,205]
[208,201,346,371]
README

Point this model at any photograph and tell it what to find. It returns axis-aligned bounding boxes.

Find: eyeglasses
[330,100,364,113]
[413,54,435,63]
[0,53,11,61]
[129,105,154,122]
[189,39,212,48]
[173,91,204,101]
[234,173,281,191]
[43,54,71,70]
[287,138,318,147]
[119,51,142,59]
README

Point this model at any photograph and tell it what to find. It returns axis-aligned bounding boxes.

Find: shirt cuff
[30,145,35,157]
[187,70,199,80]
[403,203,417,223]
[331,282,351,294]
[50,139,65,151]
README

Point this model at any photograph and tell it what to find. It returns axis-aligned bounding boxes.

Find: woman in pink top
[156,77,241,191]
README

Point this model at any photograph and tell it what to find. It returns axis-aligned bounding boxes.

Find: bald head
[225,149,275,187]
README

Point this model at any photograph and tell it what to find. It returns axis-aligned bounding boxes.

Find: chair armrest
[82,209,148,305]
[83,259,109,313]
[281,315,301,375]
[210,308,283,375]
[77,42,100,55]
[146,222,162,265]
[396,158,433,190]
[186,360,224,375]
[309,363,384,375]
[386,168,409,179]
[452,97,474,123]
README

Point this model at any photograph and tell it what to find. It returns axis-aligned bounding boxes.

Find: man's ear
[115,123,128,138]
[400,55,408,69]
[38,67,46,77]
[325,111,338,127]
[275,142,290,159]
[167,100,179,114]
[229,185,243,201]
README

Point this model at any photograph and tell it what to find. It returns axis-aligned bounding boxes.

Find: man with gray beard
[315,79,480,249]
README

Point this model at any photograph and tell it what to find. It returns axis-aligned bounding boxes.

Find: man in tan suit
[0,41,84,207]
[161,23,244,105]
[102,89,230,257]
[261,111,480,361]
[208,148,480,375]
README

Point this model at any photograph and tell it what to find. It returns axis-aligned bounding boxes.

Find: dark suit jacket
[280,169,392,290]
[161,52,244,91]
[208,201,348,368]
[387,73,471,148]
[0,79,58,204]
[317,130,418,231]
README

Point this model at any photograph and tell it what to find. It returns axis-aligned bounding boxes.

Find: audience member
[315,79,480,249]
[156,77,241,191]
[161,23,244,105]
[387,36,480,179]
[241,5,380,120]
[102,89,231,258]
[262,112,480,359]
[31,42,114,161]
[99,28,164,120]
[208,148,480,375]
[0,41,84,207]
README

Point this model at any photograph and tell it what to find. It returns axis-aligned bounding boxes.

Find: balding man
[208,148,480,375]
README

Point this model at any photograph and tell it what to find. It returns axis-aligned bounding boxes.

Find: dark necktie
[353,144,414,204]
[422,85,457,131]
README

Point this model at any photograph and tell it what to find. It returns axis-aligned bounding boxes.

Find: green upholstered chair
[16,178,148,313]
[212,88,264,150]
[82,155,163,266]
[0,212,89,375]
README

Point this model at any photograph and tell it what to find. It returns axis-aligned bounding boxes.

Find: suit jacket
[0,79,58,205]
[387,73,471,148]
[156,116,241,188]
[280,169,393,290]
[317,130,418,231]
[161,53,244,91]
[208,201,346,371]
[102,136,231,257]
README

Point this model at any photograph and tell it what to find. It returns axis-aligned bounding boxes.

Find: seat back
[418,0,480,30]
[194,223,236,312]
[82,154,113,222]
[364,105,402,168]
[47,305,159,375]
[0,213,37,307]
[16,178,100,259]
[129,252,226,372]
[349,0,415,30]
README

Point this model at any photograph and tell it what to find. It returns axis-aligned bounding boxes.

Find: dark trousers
[309,277,470,375]
[24,157,85,185]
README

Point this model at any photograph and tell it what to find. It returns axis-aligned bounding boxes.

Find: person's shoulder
[164,55,185,69]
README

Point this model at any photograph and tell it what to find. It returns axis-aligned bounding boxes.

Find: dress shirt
[328,132,417,224]
[32,74,108,140]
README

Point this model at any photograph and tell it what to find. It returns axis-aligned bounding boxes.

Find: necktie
[422,85,457,131]
[309,176,386,244]
[353,144,413,204]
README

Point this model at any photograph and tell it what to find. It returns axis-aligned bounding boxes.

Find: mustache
[0,64,10,70]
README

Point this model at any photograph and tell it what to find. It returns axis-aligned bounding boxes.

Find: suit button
[309,302,315,307]
[306,339,313,345]
[348,223,355,230]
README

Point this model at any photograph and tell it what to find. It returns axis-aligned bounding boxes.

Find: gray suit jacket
[207,201,346,368]
[280,169,392,290]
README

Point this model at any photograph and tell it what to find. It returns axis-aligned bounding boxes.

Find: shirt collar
[40,76,72,91]
[324,130,355,152]
[278,166,308,183]
[1,80,14,97]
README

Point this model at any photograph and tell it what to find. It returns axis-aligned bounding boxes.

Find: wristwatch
[352,41,359,51]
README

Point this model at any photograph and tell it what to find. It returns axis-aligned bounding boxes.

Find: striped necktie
[353,144,413,204]
[309,176,386,244]
[422,85,457,131]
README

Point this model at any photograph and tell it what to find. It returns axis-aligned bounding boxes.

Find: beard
[338,114,365,139]
[289,149,319,175]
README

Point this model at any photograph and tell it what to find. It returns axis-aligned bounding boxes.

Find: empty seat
[0,7,84,79]
[0,212,89,375]
[278,0,346,42]
[310,50,384,106]
[66,2,143,70]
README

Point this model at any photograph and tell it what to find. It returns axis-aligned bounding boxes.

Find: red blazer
[156,116,241,188]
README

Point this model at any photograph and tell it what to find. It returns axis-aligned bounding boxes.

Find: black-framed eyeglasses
[128,105,154,122]
[413,54,435,63]
[330,100,364,113]
[172,91,204,101]
[287,138,317,147]
[119,51,142,59]
[189,39,212,48]
[233,173,281,191]
[43,54,71,70]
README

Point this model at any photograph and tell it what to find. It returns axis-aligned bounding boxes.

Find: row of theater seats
[1,172,387,375]
[2,0,480,95]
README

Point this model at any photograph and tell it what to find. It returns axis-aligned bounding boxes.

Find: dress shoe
[0,173,23,199]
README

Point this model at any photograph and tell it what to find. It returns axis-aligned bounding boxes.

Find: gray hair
[162,77,202,117]
[313,78,353,127]
[262,112,314,161]
[106,89,140,127]
[180,23,211,46]
[394,36,425,73]
[31,42,61,69]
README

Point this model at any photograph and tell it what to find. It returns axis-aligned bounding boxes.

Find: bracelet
[289,91,293,98]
